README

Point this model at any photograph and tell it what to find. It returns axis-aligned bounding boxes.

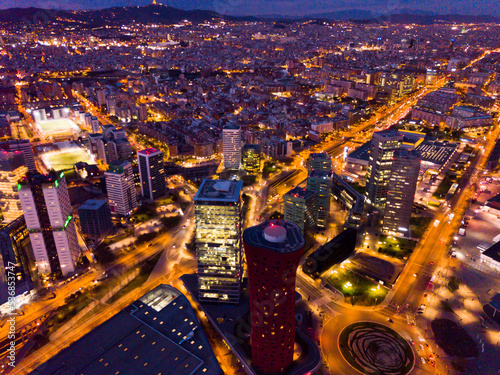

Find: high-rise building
[0,216,33,305]
[0,151,27,223]
[365,129,403,209]
[1,139,37,173]
[243,220,305,374]
[90,116,100,134]
[307,152,332,175]
[194,179,243,304]
[242,144,260,175]
[18,172,80,278]
[222,124,241,170]
[138,103,148,122]
[138,148,166,200]
[382,149,421,236]
[284,186,317,244]
[97,139,118,165]
[105,161,137,216]
[78,199,112,237]
[307,170,332,228]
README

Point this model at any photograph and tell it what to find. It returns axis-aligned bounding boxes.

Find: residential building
[365,130,403,209]
[0,151,27,223]
[1,139,37,173]
[78,199,112,237]
[243,220,305,374]
[194,179,243,304]
[222,124,241,170]
[18,172,79,278]
[90,116,100,133]
[382,149,421,237]
[105,161,137,216]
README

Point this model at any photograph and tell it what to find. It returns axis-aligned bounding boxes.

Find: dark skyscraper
[138,148,166,200]
[243,220,305,374]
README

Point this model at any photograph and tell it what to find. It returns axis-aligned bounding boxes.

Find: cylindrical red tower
[243,220,305,374]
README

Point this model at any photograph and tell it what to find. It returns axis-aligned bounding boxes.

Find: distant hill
[309,10,500,23]
[0,4,497,27]
[0,4,251,28]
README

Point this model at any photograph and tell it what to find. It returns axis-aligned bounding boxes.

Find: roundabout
[338,321,414,375]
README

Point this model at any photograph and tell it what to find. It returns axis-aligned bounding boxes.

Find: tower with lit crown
[243,220,305,374]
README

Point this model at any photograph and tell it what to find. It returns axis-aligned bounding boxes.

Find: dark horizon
[0,0,499,17]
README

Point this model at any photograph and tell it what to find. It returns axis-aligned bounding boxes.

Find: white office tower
[138,148,166,200]
[18,172,80,278]
[0,151,27,223]
[194,179,243,304]
[90,116,100,133]
[105,161,137,216]
[223,124,241,170]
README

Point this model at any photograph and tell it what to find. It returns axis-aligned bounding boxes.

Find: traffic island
[181,274,321,375]
[338,321,414,375]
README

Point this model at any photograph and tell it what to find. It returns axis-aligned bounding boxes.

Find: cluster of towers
[194,178,305,374]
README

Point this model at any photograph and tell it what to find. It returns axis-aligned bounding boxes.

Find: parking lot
[453,177,500,269]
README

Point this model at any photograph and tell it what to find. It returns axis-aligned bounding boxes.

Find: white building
[105,161,137,216]
[18,172,80,277]
[90,116,100,134]
[223,124,241,170]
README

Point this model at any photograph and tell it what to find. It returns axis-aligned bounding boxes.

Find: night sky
[0,0,497,16]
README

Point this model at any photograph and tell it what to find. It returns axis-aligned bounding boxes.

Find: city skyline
[0,4,499,374]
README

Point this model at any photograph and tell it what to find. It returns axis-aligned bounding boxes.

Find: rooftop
[347,141,371,162]
[285,186,317,200]
[31,285,222,375]
[243,220,305,254]
[416,140,458,165]
[308,152,330,160]
[308,170,331,179]
[79,199,108,211]
[483,241,500,263]
[138,148,161,156]
[194,179,243,203]
[107,160,132,174]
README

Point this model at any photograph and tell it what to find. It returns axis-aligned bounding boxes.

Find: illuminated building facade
[307,152,332,175]
[365,129,403,209]
[242,144,261,175]
[382,149,421,236]
[307,170,332,228]
[138,148,166,200]
[0,139,37,173]
[105,161,137,216]
[243,220,305,374]
[0,216,33,305]
[222,124,241,170]
[18,172,79,278]
[0,151,27,223]
[194,179,243,304]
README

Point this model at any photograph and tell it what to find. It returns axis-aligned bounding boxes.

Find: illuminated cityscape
[0,1,499,374]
